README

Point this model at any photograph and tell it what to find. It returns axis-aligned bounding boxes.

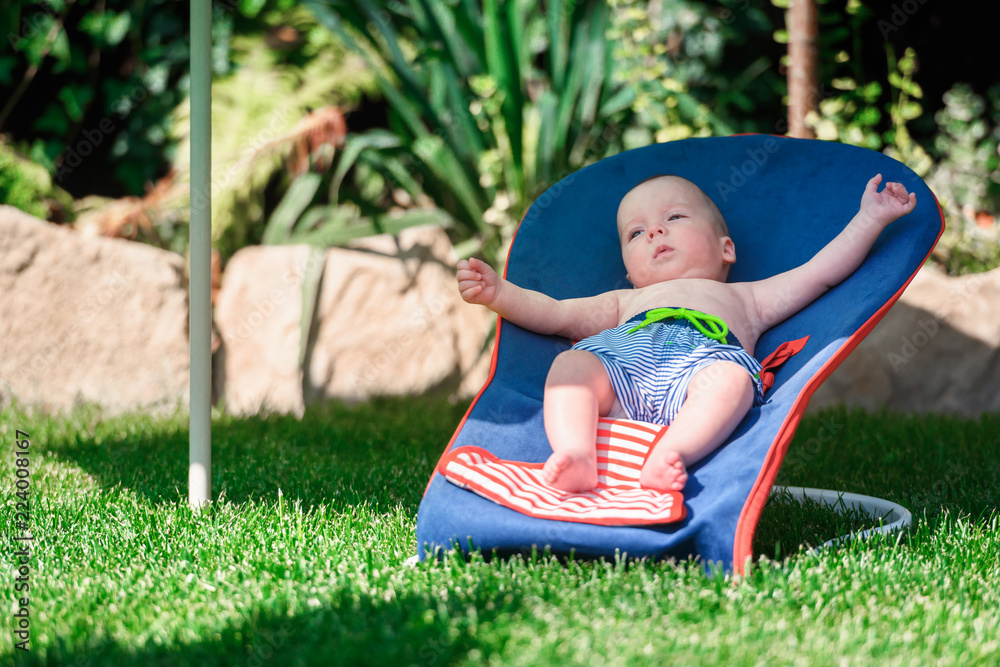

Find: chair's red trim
[421,216,527,498]
[731,194,946,575]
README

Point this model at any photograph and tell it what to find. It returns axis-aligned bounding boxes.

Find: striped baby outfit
[570,308,767,425]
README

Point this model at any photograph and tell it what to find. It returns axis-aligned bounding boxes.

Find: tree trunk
[787,0,818,139]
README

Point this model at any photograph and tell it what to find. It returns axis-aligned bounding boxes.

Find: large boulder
[214,226,493,416]
[0,206,189,414]
[808,264,1000,416]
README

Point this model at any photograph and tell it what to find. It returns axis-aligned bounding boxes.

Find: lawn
[2,397,999,666]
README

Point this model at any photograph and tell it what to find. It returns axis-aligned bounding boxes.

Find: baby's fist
[456,257,501,306]
[860,174,917,227]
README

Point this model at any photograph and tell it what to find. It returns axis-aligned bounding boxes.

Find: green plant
[784,9,934,180]
[259,169,452,249]
[930,83,1000,214]
[0,0,359,203]
[0,0,205,196]
[880,45,933,176]
[0,136,73,219]
[926,83,1000,275]
[0,138,50,218]
[301,0,639,266]
[609,0,780,145]
[168,5,382,262]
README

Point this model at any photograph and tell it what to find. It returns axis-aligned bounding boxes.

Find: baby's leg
[639,361,754,492]
[542,349,617,492]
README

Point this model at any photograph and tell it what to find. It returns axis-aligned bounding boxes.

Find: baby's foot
[639,449,688,492]
[542,451,598,492]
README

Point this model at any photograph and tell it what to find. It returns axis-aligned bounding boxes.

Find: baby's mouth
[653,244,672,259]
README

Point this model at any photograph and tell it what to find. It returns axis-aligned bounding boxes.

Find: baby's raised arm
[749,174,916,330]
[457,257,620,339]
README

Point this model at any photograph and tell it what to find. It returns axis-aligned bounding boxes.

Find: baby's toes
[542,452,568,483]
[670,466,688,491]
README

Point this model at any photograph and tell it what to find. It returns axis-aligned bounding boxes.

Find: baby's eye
[628,228,643,240]
[666,214,682,222]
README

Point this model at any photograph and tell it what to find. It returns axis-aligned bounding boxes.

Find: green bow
[626,307,729,342]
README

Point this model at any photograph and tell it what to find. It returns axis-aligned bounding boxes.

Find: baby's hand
[859,174,917,227]
[457,257,501,306]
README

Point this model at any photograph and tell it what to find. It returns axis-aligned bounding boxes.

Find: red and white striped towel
[438,418,685,526]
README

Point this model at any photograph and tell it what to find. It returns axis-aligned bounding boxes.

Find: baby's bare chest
[617,280,759,352]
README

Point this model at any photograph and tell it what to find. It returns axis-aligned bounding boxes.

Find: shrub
[611,0,783,145]
[0,0,198,196]
[926,83,1000,275]
[0,137,73,220]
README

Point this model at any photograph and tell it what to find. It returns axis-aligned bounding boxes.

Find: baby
[457,173,916,493]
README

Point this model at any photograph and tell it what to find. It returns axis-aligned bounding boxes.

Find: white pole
[189,0,212,507]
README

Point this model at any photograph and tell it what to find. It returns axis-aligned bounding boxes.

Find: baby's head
[616,174,735,287]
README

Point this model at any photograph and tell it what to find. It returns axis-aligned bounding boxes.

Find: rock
[214,226,493,416]
[0,206,189,414]
[305,226,493,405]
[808,264,1000,416]
[213,244,312,417]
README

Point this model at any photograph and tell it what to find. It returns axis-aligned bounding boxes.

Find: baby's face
[616,177,735,287]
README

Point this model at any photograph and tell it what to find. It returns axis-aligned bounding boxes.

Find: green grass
[2,398,999,666]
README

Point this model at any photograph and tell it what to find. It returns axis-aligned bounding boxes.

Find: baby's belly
[618,281,757,352]
[618,303,755,355]
[619,299,740,328]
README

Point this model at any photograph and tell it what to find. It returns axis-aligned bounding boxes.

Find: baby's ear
[721,237,736,265]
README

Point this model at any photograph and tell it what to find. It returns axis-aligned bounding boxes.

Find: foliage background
[0,0,998,273]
